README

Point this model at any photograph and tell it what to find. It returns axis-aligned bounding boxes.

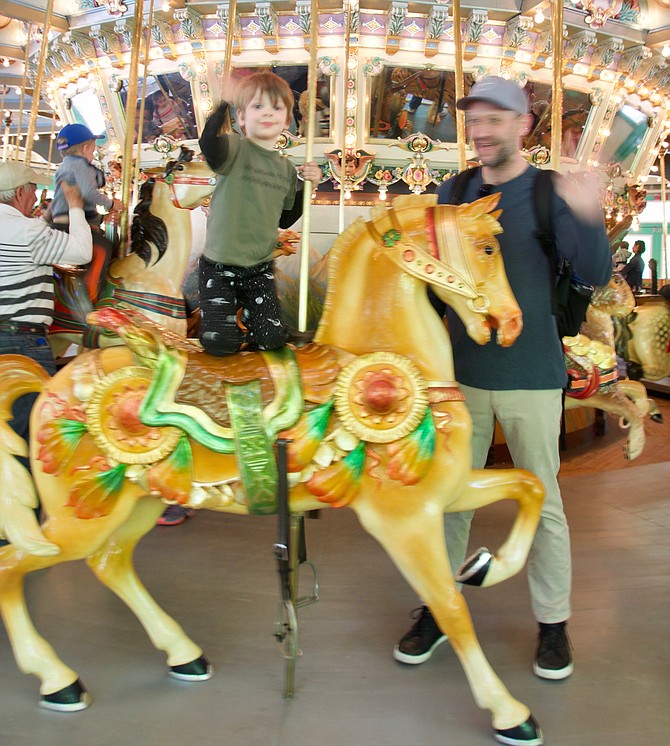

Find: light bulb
[534,10,545,24]
[662,44,670,58]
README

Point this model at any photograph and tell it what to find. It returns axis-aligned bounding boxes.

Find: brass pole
[25,0,55,164]
[0,85,7,161]
[297,0,319,333]
[222,0,237,77]
[452,1,466,171]
[132,0,156,198]
[46,104,56,169]
[119,0,147,253]
[15,23,32,160]
[661,154,668,281]
[338,0,353,236]
[550,0,564,170]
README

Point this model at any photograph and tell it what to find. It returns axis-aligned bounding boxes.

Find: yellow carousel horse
[0,194,545,745]
[563,273,661,460]
[49,148,216,357]
[614,291,670,382]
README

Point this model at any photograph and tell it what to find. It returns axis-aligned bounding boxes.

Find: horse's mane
[129,179,168,266]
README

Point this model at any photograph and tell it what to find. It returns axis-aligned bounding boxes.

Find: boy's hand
[219,75,238,107]
[111,198,125,212]
[62,182,84,210]
[299,161,321,184]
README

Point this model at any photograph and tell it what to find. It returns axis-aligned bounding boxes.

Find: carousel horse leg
[84,496,212,681]
[0,550,88,710]
[450,469,545,588]
[565,384,650,461]
[355,507,541,744]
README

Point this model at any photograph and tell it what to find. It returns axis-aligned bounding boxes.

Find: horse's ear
[458,192,501,218]
[491,209,503,221]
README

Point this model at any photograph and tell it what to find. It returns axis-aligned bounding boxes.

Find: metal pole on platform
[550,0,564,171]
[452,1,466,171]
[661,155,669,281]
[132,0,156,200]
[15,23,32,161]
[1,86,8,162]
[297,0,319,333]
[24,0,54,164]
[119,0,146,253]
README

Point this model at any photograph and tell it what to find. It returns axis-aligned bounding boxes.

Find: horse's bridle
[154,171,218,210]
[366,207,491,314]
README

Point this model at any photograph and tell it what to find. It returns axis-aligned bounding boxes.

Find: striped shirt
[0,204,93,326]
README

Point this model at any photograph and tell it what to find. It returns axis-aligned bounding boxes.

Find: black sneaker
[533,621,573,680]
[393,606,448,665]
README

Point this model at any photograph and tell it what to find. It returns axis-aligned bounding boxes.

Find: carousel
[0,2,669,745]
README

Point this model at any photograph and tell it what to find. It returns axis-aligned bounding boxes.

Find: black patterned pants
[198,256,287,356]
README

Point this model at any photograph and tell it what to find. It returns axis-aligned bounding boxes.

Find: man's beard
[476,139,516,169]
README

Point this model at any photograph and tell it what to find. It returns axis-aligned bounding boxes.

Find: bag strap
[533,168,557,270]
[445,166,480,205]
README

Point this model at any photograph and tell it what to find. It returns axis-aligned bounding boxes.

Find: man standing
[0,161,92,538]
[393,77,612,680]
[620,239,646,293]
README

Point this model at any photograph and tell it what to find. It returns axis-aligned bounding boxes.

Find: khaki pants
[445,386,571,624]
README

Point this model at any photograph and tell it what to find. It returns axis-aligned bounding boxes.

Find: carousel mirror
[65,86,109,148]
[368,66,474,141]
[117,71,198,144]
[522,81,593,159]
[597,97,654,173]
[228,65,331,138]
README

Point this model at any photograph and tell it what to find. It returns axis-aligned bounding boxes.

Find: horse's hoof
[650,413,663,423]
[169,655,214,681]
[39,679,91,712]
[456,547,492,586]
[494,714,543,745]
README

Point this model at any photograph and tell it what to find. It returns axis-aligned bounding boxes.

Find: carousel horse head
[589,272,636,318]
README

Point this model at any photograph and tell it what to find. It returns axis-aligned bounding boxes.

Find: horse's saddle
[87,307,342,514]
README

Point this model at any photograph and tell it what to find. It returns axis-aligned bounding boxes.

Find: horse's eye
[484,245,494,255]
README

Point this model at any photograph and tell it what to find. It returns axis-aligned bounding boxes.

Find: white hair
[0,187,19,204]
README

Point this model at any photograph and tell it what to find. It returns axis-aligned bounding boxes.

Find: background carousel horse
[0,194,547,746]
[49,148,216,357]
[563,274,661,460]
[614,292,670,382]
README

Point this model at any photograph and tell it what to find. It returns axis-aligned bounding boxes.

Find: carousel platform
[0,403,668,746]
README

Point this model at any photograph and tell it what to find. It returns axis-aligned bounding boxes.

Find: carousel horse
[0,194,546,746]
[49,148,216,357]
[563,274,661,460]
[614,293,670,382]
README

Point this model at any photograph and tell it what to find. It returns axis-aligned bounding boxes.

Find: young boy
[198,71,321,355]
[50,123,123,229]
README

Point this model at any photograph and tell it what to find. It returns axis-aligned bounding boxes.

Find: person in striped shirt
[0,161,92,538]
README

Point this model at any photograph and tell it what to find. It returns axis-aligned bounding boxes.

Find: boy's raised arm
[199,102,230,170]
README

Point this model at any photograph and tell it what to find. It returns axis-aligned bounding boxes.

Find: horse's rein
[154,172,218,210]
[366,209,489,312]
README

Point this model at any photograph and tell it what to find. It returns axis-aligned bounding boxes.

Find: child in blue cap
[50,123,124,229]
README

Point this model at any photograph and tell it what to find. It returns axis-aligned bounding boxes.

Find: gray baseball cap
[456,76,529,115]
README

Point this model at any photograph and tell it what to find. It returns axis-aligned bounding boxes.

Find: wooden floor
[0,390,668,746]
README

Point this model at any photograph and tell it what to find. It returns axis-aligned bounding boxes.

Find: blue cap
[56,123,104,152]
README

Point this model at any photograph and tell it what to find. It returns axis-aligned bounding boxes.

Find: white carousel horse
[564,274,661,461]
[0,194,545,745]
[50,148,216,357]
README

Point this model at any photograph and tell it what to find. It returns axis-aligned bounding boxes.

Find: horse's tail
[0,356,61,556]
